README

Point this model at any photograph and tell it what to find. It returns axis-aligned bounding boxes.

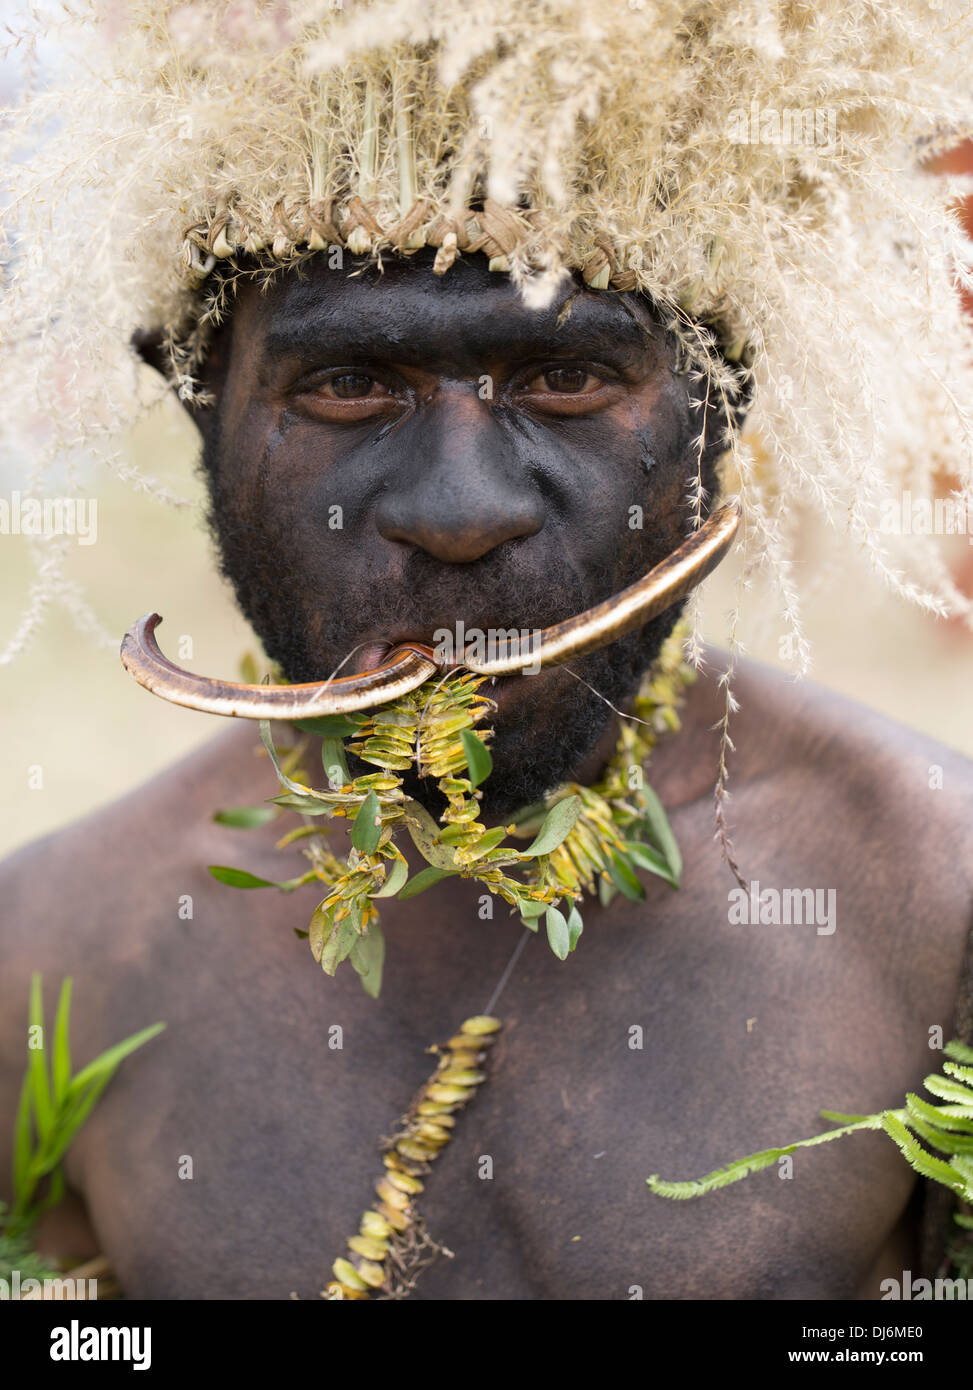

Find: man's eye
[534,367,597,394]
[327,372,378,399]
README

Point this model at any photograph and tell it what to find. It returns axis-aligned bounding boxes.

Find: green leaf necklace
[209,620,696,998]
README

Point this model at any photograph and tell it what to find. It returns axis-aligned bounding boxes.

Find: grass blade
[51,978,72,1108]
[67,1022,166,1096]
[27,973,53,1142]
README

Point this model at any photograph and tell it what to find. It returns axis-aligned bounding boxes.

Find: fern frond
[880,1114,970,1197]
[647,1117,883,1200]
[649,1044,973,1209]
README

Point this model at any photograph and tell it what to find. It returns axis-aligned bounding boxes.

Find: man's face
[199,251,721,816]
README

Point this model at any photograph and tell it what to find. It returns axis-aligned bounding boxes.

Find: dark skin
[197,252,725,814]
[0,253,971,1300]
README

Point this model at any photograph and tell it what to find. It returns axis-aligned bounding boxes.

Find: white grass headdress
[3,0,973,669]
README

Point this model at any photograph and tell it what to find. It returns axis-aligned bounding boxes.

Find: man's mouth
[120,503,741,721]
[346,633,556,716]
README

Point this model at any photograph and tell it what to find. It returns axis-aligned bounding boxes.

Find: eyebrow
[260,295,656,368]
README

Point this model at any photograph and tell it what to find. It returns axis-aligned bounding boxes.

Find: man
[1,241,971,1298]
[1,0,972,1301]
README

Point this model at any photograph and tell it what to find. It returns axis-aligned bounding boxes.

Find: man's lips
[341,634,558,715]
[343,637,433,678]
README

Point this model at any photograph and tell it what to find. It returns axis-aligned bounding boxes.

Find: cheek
[629,372,697,490]
[220,399,369,549]
[535,378,696,566]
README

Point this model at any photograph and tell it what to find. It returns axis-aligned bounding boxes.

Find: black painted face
[197,250,726,817]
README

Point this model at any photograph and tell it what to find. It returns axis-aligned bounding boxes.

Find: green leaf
[212,806,278,829]
[945,1040,973,1066]
[456,825,507,863]
[545,905,570,960]
[460,730,492,790]
[567,904,584,952]
[208,865,280,890]
[259,720,329,799]
[68,1022,166,1096]
[44,1075,115,1170]
[904,1091,973,1135]
[924,1075,973,1107]
[951,1152,973,1186]
[647,1116,884,1200]
[648,1149,781,1199]
[31,1167,65,1224]
[904,1109,973,1156]
[350,924,386,999]
[352,790,382,855]
[402,799,460,870]
[944,1061,973,1087]
[293,714,363,738]
[269,793,332,815]
[637,783,682,884]
[880,1113,971,1197]
[521,795,582,858]
[370,855,409,898]
[516,898,549,919]
[51,978,72,1109]
[278,872,320,892]
[607,851,646,902]
[398,866,458,900]
[6,977,166,1237]
[307,899,334,963]
[598,876,618,908]
[321,918,359,976]
[321,738,350,789]
[622,839,679,888]
[27,973,52,1141]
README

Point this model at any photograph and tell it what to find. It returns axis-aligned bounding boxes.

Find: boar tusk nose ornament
[120,501,741,718]
[120,615,440,720]
[461,500,741,675]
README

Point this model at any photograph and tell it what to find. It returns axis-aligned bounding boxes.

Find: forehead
[229,250,664,366]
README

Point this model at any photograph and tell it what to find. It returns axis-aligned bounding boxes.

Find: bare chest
[72,865,931,1301]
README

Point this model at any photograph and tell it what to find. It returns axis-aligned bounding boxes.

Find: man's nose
[374,389,545,563]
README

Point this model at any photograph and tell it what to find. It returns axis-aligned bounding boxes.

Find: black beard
[201,419,683,819]
[344,607,679,820]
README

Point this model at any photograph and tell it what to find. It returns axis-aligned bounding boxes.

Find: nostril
[376,505,544,565]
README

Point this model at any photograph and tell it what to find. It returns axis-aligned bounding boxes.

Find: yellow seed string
[322,1016,501,1300]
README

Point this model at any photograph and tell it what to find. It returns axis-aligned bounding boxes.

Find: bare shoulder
[2,722,261,946]
[0,722,264,1082]
[723,653,973,960]
[731,654,972,853]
